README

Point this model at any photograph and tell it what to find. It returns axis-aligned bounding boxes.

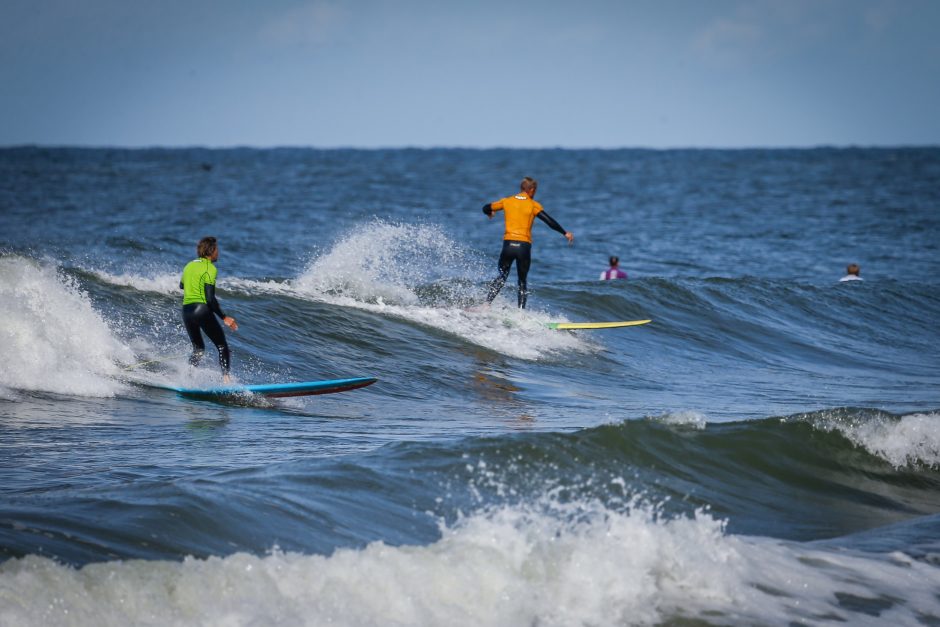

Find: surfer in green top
[180,237,238,382]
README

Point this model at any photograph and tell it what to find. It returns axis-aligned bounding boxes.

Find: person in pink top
[600,256,627,280]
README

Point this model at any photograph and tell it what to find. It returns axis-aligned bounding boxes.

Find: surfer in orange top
[481,177,574,308]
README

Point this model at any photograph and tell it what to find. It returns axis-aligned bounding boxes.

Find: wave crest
[4,498,939,626]
[0,256,133,397]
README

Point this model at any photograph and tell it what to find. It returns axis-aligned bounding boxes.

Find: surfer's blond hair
[520,177,537,194]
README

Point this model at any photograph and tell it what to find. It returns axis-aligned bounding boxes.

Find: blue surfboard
[154,376,377,400]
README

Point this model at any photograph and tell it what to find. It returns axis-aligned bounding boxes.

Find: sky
[1,0,939,148]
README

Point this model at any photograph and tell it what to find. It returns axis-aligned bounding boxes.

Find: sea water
[1,147,939,625]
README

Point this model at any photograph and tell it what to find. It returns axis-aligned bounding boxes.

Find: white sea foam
[90,269,284,301]
[294,220,482,305]
[87,269,181,296]
[0,256,134,397]
[650,410,709,429]
[291,221,594,360]
[2,500,938,626]
[813,411,940,469]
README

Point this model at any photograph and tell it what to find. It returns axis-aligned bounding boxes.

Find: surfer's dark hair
[197,237,218,259]
[520,177,537,193]
[609,256,619,266]
[847,263,860,275]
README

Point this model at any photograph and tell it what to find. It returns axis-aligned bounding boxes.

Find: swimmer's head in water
[846,263,860,276]
[609,256,619,267]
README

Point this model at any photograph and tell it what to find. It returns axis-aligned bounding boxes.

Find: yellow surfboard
[545,319,652,330]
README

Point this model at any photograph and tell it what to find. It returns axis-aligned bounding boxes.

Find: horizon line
[2,142,939,152]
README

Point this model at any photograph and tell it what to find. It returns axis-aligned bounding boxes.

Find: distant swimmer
[840,263,863,282]
[180,237,238,382]
[600,256,627,280]
[481,177,574,308]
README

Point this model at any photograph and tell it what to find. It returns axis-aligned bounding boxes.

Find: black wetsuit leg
[182,303,230,373]
[485,246,514,303]
[515,245,531,309]
[486,240,531,308]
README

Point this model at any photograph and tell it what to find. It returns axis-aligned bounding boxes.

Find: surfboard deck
[152,376,377,400]
[545,319,651,330]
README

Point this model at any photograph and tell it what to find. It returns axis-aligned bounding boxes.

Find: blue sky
[1,0,938,148]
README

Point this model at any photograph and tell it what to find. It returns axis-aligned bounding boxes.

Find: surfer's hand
[565,232,574,245]
[224,316,238,331]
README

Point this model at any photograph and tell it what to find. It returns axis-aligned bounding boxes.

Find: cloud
[692,16,763,64]
[689,0,839,69]
[863,1,898,34]
[258,2,347,47]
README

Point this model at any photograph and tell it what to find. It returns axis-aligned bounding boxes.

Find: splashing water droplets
[290,221,596,360]
[0,256,134,396]
[295,220,483,306]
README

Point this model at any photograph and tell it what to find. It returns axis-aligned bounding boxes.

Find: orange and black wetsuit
[482,192,567,308]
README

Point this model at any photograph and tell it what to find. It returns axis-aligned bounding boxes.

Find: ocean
[1,146,939,626]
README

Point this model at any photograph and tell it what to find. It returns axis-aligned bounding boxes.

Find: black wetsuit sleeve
[537,210,567,235]
[204,284,227,319]
[482,203,494,216]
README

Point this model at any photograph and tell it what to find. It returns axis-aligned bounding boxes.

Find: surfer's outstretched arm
[536,210,566,234]
[537,210,575,243]
[482,203,498,218]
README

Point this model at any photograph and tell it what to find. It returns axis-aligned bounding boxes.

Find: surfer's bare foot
[223,374,232,385]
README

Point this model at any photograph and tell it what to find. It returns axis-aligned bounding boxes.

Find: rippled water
[1,147,939,625]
